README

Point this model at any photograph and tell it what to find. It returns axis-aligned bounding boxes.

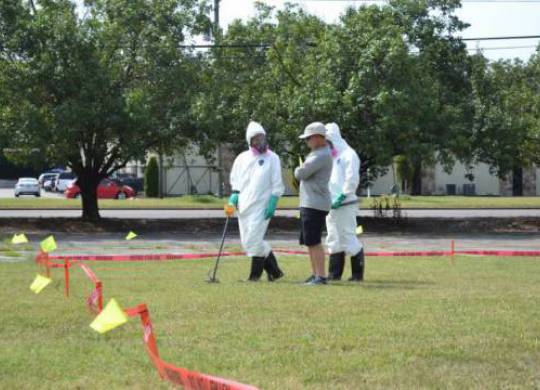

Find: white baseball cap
[299,122,327,139]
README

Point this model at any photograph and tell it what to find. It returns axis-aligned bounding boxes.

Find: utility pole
[214,0,220,33]
[214,0,224,197]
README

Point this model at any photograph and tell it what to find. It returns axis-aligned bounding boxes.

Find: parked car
[38,168,65,187]
[112,173,144,193]
[43,173,59,192]
[55,171,77,192]
[38,173,59,188]
[65,178,136,199]
[14,177,40,197]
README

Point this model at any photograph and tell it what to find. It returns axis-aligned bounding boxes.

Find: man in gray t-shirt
[294,122,333,285]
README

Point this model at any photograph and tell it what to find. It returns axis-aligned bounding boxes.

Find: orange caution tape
[35,243,540,389]
[125,304,259,390]
[34,253,259,390]
[39,249,540,264]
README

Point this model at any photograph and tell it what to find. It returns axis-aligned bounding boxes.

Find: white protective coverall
[230,122,285,257]
[325,123,363,256]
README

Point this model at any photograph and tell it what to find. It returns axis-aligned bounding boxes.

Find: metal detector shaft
[209,216,230,282]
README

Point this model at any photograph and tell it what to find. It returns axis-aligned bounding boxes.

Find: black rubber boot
[263,251,284,282]
[328,252,345,281]
[248,257,265,281]
[349,249,364,282]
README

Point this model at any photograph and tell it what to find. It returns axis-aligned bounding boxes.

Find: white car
[43,174,59,192]
[38,172,60,188]
[14,178,41,197]
[55,172,77,192]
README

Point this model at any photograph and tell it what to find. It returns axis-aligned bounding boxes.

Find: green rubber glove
[228,192,239,207]
[331,193,346,209]
[264,195,279,220]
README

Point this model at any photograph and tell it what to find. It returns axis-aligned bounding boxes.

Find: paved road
[0,188,64,199]
[1,208,540,219]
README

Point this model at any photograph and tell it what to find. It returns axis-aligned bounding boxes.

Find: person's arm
[229,155,241,193]
[342,152,360,197]
[271,155,285,197]
[228,156,242,207]
[294,153,324,181]
[264,155,285,220]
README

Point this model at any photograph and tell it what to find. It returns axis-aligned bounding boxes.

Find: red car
[65,178,136,199]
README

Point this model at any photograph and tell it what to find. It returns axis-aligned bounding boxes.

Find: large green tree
[470,50,540,193]
[0,0,209,219]
[195,1,474,193]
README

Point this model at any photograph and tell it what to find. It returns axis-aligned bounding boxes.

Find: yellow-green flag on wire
[40,235,57,253]
[30,274,52,294]
[11,234,29,245]
[90,298,129,334]
[125,231,137,241]
[356,225,364,235]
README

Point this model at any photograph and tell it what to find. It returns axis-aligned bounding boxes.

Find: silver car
[14,178,41,197]
[43,173,60,192]
[55,171,77,192]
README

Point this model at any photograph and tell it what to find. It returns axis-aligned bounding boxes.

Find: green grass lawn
[1,254,539,389]
[1,195,540,210]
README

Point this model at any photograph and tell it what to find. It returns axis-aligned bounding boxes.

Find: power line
[462,35,540,41]
[181,35,540,50]
[467,45,538,50]
[180,43,272,49]
[304,0,540,2]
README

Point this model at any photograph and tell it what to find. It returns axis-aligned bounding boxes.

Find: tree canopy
[1,0,539,218]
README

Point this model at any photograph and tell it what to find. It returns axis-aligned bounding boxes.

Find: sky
[217,0,540,61]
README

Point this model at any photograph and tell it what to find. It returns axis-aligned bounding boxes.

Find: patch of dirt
[0,216,539,235]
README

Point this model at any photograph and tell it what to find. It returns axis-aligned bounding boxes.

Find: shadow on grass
[272,279,434,289]
[359,279,435,290]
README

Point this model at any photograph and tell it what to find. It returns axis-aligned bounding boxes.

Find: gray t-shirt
[294,146,333,211]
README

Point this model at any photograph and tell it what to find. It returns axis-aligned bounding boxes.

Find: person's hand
[228,192,239,207]
[331,193,346,209]
[224,204,235,217]
[264,195,279,220]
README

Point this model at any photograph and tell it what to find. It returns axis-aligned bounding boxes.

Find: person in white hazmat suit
[227,121,286,281]
[325,123,365,281]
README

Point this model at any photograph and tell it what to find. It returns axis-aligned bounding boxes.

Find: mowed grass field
[2,195,540,209]
[1,254,540,389]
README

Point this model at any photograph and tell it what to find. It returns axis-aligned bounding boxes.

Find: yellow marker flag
[90,298,129,334]
[356,225,364,235]
[125,231,137,241]
[30,274,52,294]
[12,233,29,245]
[40,235,57,253]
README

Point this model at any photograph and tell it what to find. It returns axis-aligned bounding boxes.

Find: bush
[144,156,159,197]
[371,194,403,220]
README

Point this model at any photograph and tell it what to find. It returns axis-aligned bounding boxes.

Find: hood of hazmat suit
[325,123,360,204]
[229,122,285,257]
[245,121,266,146]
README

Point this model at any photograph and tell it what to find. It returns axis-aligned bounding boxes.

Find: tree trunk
[78,172,101,221]
[411,162,423,196]
[512,166,523,196]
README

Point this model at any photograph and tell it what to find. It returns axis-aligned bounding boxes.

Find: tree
[470,52,539,189]
[0,0,209,220]
[195,1,475,193]
[144,156,159,198]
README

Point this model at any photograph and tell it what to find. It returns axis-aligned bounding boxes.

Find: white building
[122,146,540,197]
[367,160,540,196]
